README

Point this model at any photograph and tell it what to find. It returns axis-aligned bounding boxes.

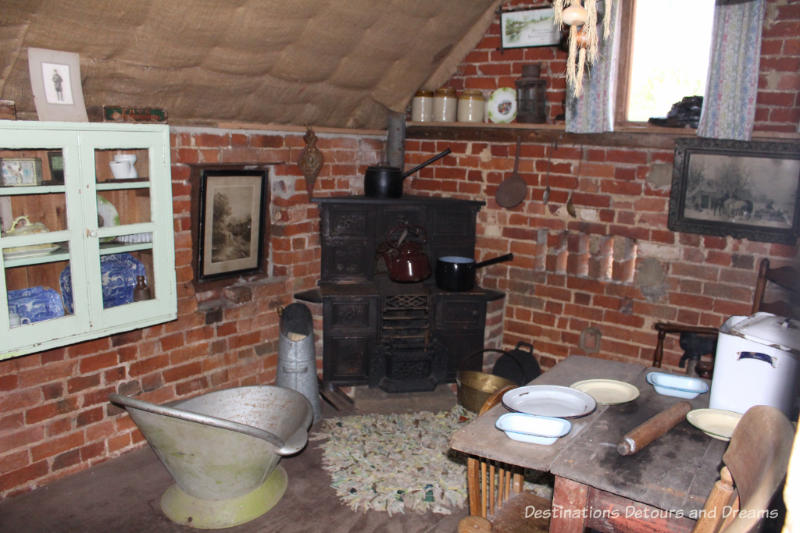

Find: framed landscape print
[500,7,561,49]
[196,169,267,281]
[668,138,800,244]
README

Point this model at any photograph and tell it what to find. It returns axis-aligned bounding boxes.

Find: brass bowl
[457,370,516,413]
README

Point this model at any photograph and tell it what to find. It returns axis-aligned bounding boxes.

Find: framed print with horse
[668,138,800,244]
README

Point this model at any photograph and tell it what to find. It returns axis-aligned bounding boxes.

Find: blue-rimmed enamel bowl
[646,372,709,399]
[495,412,571,445]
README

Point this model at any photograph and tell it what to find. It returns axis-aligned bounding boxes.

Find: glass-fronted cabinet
[0,121,177,359]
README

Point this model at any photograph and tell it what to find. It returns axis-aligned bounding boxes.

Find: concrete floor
[0,385,466,533]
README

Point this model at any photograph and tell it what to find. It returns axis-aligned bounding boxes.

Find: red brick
[0,460,49,493]
[163,362,203,383]
[67,374,101,394]
[31,432,84,462]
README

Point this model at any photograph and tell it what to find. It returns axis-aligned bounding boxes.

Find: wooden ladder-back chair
[458,386,550,533]
[653,258,800,377]
[692,405,795,533]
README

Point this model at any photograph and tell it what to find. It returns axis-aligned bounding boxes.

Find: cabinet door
[321,296,378,384]
[77,129,176,331]
[0,122,176,359]
[432,295,487,380]
[0,128,89,353]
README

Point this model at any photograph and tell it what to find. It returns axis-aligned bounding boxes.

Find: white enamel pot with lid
[709,312,800,418]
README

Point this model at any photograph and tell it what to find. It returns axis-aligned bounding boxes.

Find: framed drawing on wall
[668,138,800,244]
[27,47,88,122]
[196,169,267,282]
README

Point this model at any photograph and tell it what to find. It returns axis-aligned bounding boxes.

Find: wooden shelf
[405,122,800,149]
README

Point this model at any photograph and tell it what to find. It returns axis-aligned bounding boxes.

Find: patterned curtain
[565,0,622,133]
[696,0,766,140]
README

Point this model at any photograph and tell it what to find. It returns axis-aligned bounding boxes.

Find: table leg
[550,476,589,533]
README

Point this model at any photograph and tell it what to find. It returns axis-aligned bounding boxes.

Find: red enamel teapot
[377,223,431,283]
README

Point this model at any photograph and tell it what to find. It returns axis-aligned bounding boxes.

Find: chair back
[692,405,794,533]
[752,258,800,319]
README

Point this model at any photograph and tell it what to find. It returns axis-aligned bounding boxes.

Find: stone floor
[0,385,467,533]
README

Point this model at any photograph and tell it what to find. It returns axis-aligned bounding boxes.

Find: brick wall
[405,0,800,372]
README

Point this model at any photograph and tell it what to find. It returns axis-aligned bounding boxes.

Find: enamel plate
[502,385,596,418]
[487,87,517,124]
[686,408,742,441]
[570,379,640,405]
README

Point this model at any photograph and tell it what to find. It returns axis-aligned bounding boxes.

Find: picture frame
[668,138,800,244]
[27,47,88,122]
[1,157,43,186]
[499,7,561,50]
[196,169,267,281]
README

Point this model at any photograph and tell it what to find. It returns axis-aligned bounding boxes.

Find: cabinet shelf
[0,184,66,195]
[405,122,689,149]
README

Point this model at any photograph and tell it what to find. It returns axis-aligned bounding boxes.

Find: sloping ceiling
[1,0,499,130]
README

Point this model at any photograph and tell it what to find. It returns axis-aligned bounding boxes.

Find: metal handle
[401,148,451,178]
[86,228,98,238]
[737,351,775,367]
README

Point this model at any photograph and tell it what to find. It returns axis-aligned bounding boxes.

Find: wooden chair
[652,258,800,377]
[692,405,795,533]
[457,386,550,533]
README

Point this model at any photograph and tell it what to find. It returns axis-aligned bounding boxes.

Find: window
[616,0,716,124]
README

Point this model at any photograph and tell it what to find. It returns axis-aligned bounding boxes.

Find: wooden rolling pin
[617,401,692,456]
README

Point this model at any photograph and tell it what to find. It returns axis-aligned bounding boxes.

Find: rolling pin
[617,401,692,456]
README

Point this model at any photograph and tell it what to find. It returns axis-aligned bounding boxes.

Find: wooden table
[449,355,727,533]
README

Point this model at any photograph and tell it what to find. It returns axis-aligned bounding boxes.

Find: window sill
[405,122,799,149]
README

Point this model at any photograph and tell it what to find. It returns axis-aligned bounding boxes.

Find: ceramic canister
[411,90,433,122]
[432,87,457,122]
[457,89,485,123]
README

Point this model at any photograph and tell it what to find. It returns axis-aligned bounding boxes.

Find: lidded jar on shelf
[515,63,547,123]
[411,90,434,122]
[457,89,485,123]
[432,87,457,122]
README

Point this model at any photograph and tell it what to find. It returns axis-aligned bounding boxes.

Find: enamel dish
[502,385,596,418]
[646,372,709,399]
[496,413,571,445]
[686,408,742,441]
[570,379,639,405]
[487,87,517,124]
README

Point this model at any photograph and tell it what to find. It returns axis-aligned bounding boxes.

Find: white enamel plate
[502,385,597,418]
[686,408,742,441]
[570,379,640,405]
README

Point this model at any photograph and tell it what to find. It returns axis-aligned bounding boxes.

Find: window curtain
[696,0,766,140]
[565,0,622,133]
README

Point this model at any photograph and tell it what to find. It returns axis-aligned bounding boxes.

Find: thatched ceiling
[1,0,499,129]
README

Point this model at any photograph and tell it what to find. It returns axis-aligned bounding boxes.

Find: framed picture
[1,157,42,186]
[668,138,800,244]
[500,7,561,49]
[27,47,88,122]
[196,169,267,281]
